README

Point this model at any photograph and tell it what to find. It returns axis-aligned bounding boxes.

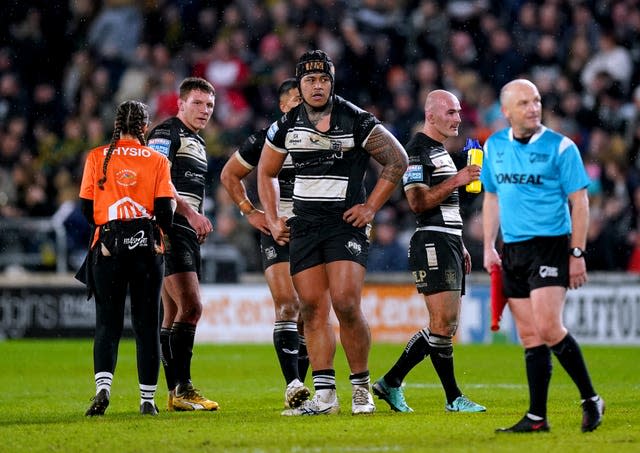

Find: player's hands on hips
[343,203,375,228]
[569,256,588,289]
[246,209,270,235]
[267,216,290,245]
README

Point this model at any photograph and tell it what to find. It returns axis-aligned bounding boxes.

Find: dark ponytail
[97,100,150,190]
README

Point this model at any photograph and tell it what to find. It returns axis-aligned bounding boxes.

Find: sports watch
[570,247,586,258]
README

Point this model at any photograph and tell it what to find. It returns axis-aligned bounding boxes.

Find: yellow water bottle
[465,138,483,193]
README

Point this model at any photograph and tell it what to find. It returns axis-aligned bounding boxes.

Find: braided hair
[97,100,150,190]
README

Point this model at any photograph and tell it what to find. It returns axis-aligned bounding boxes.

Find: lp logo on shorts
[539,266,558,278]
[346,239,362,256]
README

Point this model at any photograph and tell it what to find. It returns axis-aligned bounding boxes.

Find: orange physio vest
[80,139,174,245]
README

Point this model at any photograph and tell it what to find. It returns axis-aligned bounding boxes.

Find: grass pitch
[0,339,638,452]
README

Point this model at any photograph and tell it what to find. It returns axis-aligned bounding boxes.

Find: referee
[483,79,604,433]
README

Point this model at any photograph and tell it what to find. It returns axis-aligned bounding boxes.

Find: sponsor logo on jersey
[287,132,302,146]
[108,197,150,220]
[403,165,423,184]
[267,122,279,141]
[116,169,137,186]
[496,173,543,185]
[148,138,171,157]
[184,171,205,180]
[330,140,342,152]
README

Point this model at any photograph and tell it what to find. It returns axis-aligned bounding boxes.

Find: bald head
[499,79,542,138]
[425,89,459,113]
[423,89,461,143]
[499,79,539,107]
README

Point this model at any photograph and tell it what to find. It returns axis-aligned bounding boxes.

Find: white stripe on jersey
[234,151,254,170]
[178,192,203,211]
[279,199,294,218]
[440,204,462,225]
[433,168,457,177]
[415,226,463,236]
[294,175,348,201]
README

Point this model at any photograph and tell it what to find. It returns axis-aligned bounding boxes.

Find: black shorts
[502,235,570,298]
[163,225,201,278]
[408,229,465,295]
[288,217,369,276]
[260,231,290,270]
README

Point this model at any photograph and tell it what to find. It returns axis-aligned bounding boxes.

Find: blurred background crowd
[1,0,640,277]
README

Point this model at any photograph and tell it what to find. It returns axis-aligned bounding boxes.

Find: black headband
[295,59,334,82]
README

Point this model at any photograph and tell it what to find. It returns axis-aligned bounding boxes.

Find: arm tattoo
[365,127,408,183]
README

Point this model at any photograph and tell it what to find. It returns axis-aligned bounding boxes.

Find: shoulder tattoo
[365,127,408,184]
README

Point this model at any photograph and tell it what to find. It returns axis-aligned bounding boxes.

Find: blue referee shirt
[481,125,591,243]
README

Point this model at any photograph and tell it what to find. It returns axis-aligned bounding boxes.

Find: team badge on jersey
[148,138,171,157]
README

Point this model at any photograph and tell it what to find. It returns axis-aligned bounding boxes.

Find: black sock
[273,321,300,384]
[170,322,196,390]
[312,369,336,390]
[428,332,461,404]
[349,370,370,387]
[298,335,309,383]
[525,345,552,419]
[384,329,429,387]
[160,327,176,391]
[550,333,596,400]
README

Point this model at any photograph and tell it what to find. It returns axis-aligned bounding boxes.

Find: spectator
[1,1,640,275]
[368,207,408,272]
[581,28,633,96]
[86,0,143,93]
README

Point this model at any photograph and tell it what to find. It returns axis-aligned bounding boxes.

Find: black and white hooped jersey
[235,127,295,218]
[147,117,208,232]
[266,95,380,222]
[402,133,462,234]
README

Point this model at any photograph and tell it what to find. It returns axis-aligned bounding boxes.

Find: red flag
[490,264,508,331]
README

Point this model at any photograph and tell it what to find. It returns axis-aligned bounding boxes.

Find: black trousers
[91,249,164,386]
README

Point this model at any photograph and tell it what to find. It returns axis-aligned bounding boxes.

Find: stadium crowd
[1,0,640,274]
